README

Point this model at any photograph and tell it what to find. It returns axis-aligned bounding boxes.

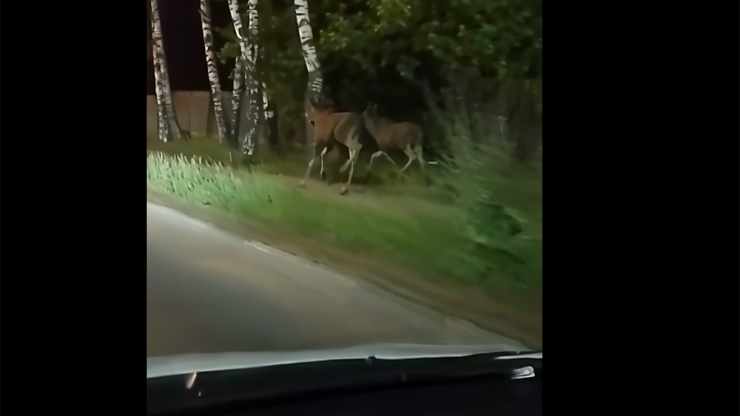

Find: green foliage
[216,0,541,111]
[428,77,542,289]
[319,0,541,80]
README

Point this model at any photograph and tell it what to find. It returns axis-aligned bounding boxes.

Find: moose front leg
[339,150,354,173]
[299,143,326,188]
[299,156,317,188]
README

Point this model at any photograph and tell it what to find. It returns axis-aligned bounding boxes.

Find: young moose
[361,103,425,180]
[299,99,364,195]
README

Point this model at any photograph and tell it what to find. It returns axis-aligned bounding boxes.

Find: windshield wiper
[148,351,542,416]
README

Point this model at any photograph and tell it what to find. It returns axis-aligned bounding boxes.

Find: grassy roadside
[146,138,542,346]
[147,152,474,282]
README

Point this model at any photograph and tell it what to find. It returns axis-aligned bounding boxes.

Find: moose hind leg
[340,149,358,195]
[382,152,397,166]
[397,144,416,180]
[319,146,329,181]
[367,151,396,173]
[414,145,426,174]
[366,151,381,173]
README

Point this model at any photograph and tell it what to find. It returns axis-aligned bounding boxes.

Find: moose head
[306,95,335,126]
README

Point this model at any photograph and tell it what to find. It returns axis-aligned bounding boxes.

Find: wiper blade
[149,352,541,416]
[495,351,542,360]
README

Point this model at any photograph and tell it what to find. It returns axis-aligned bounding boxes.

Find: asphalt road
[147,202,526,358]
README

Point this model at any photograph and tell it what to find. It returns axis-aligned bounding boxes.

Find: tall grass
[427,75,543,290]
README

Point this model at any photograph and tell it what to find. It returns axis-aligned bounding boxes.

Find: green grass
[146,144,542,294]
[147,136,236,164]
[147,136,467,205]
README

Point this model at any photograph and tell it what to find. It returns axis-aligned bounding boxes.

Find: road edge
[146,190,542,350]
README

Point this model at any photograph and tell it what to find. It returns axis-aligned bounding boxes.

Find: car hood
[147,343,537,379]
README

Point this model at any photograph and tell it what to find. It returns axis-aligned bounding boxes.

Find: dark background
[148,0,234,94]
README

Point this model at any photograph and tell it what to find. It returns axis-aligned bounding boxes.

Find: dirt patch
[147,190,542,349]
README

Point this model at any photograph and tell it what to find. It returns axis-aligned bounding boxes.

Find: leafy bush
[429,73,542,288]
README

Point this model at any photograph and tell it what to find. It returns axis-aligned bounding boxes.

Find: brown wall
[148,91,307,149]
[147,91,238,140]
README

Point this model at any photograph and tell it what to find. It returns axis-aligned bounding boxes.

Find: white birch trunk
[294,0,322,150]
[199,0,231,147]
[294,0,322,102]
[152,55,169,142]
[248,0,267,148]
[150,0,184,141]
[150,0,168,142]
[229,0,259,159]
[231,55,244,142]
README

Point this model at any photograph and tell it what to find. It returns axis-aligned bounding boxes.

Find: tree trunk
[228,0,259,160]
[294,0,323,153]
[294,0,322,102]
[255,2,273,149]
[199,0,231,147]
[150,0,185,141]
[231,55,244,145]
[150,0,169,142]
[265,99,279,148]
[147,8,153,63]
[152,56,169,142]
[248,0,266,151]
[261,85,271,128]
[260,84,277,148]
[256,82,267,148]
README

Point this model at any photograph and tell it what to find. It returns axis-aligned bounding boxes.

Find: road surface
[147,202,526,357]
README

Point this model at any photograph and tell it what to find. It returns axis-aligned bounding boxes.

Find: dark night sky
[148,0,234,93]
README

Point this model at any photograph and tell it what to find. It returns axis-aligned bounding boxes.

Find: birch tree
[294,0,322,105]
[150,0,185,141]
[150,0,169,142]
[247,0,268,148]
[228,0,259,160]
[199,0,231,147]
[294,0,323,152]
[231,55,245,143]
